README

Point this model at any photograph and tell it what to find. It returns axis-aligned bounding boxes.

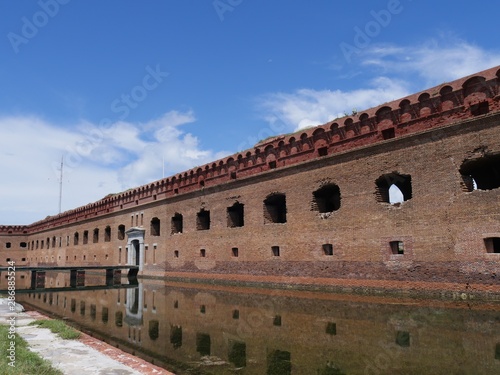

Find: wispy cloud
[0,111,228,224]
[359,37,500,86]
[259,37,500,133]
[116,111,228,188]
[258,77,409,131]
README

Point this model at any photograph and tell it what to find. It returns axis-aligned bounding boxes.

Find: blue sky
[1,0,500,224]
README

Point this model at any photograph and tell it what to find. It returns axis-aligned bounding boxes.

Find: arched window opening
[150,217,160,236]
[227,202,244,227]
[197,209,210,230]
[74,232,79,246]
[460,154,500,191]
[93,228,99,243]
[263,193,287,224]
[375,173,412,204]
[376,106,393,123]
[312,184,341,213]
[83,231,89,245]
[117,225,125,240]
[104,226,111,242]
[171,213,183,234]
[463,76,488,98]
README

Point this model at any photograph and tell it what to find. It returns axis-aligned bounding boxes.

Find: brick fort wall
[1,66,500,295]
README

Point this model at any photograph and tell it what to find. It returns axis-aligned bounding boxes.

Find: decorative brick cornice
[0,225,28,235]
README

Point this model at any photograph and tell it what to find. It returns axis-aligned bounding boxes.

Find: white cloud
[115,111,228,188]
[0,116,120,225]
[360,38,500,86]
[259,37,500,133]
[0,111,228,224]
[259,76,409,131]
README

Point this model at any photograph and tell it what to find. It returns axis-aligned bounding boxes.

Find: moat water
[13,272,500,375]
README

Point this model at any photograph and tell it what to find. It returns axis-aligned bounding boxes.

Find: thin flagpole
[58,156,63,214]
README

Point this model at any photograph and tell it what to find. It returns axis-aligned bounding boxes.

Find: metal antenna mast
[58,156,63,214]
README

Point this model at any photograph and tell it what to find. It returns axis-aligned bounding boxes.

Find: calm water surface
[15,272,500,375]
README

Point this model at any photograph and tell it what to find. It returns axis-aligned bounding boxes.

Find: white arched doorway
[125,227,145,272]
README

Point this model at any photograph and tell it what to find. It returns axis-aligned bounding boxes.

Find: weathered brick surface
[1,66,500,295]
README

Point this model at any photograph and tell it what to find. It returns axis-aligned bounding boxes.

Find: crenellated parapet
[0,225,28,235]
[13,65,500,233]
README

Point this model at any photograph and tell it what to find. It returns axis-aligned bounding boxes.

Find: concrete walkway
[0,298,173,375]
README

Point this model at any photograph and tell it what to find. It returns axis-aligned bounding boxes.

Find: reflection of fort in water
[17,278,500,375]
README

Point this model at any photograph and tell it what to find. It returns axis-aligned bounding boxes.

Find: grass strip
[28,319,81,340]
[0,324,63,375]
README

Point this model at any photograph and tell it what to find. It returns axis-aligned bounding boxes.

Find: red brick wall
[1,66,500,292]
